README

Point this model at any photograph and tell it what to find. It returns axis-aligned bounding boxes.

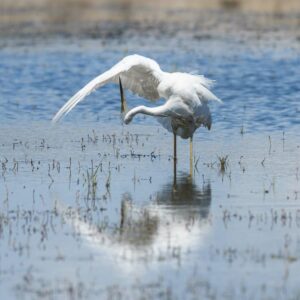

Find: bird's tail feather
[195,75,215,89]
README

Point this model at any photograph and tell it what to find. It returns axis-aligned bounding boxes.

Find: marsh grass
[85,161,102,200]
[217,155,229,173]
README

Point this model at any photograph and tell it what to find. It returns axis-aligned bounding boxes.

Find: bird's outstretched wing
[52,54,163,123]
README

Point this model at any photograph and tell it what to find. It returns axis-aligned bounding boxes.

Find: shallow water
[0,123,299,299]
[0,37,300,299]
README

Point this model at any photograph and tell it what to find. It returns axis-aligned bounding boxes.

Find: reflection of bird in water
[119,174,211,247]
[52,54,221,174]
[155,173,211,218]
[56,174,211,253]
[119,193,159,247]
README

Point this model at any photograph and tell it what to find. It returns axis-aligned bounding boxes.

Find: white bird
[52,54,221,174]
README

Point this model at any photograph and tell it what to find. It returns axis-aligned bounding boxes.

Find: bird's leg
[119,77,128,120]
[173,133,177,188]
[189,136,193,178]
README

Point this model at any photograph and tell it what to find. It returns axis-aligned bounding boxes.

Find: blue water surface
[0,37,299,134]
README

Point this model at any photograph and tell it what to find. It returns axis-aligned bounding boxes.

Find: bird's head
[124,112,133,124]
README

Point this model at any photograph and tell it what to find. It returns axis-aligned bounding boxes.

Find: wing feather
[52,54,163,123]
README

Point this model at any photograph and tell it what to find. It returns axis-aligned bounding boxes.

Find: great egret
[52,54,221,174]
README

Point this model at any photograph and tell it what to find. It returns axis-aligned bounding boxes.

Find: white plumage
[52,54,221,173]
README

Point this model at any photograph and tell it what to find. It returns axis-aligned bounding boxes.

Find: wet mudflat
[0,16,300,299]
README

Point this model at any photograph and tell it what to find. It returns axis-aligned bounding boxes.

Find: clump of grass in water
[85,161,101,200]
[217,155,229,173]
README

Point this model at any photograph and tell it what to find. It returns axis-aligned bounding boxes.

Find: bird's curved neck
[130,105,167,118]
